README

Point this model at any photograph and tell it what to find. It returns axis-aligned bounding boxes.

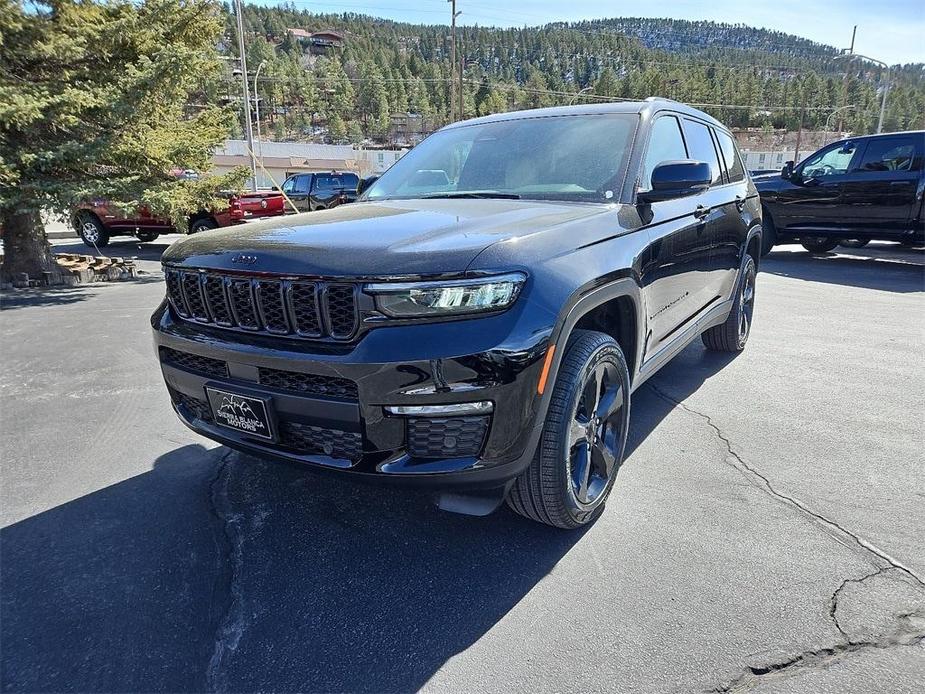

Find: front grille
[278,421,362,461]
[160,347,228,379]
[407,416,489,459]
[258,367,358,399]
[165,269,359,341]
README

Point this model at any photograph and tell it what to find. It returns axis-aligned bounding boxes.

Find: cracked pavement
[2,240,923,692]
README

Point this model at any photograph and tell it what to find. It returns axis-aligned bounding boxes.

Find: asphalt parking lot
[1,239,923,693]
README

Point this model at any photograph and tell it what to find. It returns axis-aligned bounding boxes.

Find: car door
[712,127,753,298]
[838,134,925,236]
[638,114,718,359]
[282,173,313,212]
[773,141,862,232]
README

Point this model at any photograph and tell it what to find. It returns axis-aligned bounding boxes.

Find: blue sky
[259,0,925,64]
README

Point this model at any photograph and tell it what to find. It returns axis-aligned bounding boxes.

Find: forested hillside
[221,3,925,144]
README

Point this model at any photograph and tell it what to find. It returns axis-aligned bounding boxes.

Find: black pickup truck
[153,99,762,529]
[755,131,925,253]
[280,171,360,213]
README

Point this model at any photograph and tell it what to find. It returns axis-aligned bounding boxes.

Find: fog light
[384,401,493,416]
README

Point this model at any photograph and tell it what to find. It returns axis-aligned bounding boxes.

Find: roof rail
[644,96,680,103]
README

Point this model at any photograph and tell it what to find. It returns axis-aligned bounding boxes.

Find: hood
[162,199,611,278]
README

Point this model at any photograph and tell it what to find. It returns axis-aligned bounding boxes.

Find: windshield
[365,113,638,203]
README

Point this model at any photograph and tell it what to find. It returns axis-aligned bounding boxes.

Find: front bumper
[152,301,551,490]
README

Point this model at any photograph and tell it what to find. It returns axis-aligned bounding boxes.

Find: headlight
[365,272,526,318]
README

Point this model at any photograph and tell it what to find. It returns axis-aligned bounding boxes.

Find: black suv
[755,131,925,253]
[153,100,762,529]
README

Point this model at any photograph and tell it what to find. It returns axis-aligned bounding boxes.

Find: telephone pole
[234,0,257,191]
[448,0,460,121]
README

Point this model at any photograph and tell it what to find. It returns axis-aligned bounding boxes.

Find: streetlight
[253,59,267,188]
[569,86,593,105]
[836,50,891,134]
[823,105,855,145]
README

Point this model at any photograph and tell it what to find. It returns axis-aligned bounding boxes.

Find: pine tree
[0,0,244,282]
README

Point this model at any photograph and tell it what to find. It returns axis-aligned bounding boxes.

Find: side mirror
[781,161,795,179]
[357,175,379,195]
[271,185,279,191]
[638,161,712,204]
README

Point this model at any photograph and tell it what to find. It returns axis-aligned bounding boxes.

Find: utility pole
[459,55,465,120]
[234,0,257,191]
[836,25,856,134]
[448,0,460,121]
[794,94,806,162]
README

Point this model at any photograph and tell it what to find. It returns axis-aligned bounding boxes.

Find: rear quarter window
[714,129,746,183]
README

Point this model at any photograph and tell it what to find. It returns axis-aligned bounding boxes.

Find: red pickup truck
[72,190,286,248]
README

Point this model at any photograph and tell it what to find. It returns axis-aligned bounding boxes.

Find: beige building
[213,141,407,189]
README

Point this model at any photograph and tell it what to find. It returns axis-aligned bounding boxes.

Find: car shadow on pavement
[1,443,591,692]
[761,245,924,293]
[0,274,164,311]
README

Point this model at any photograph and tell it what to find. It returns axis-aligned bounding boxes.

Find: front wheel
[507,330,631,529]
[760,208,777,256]
[136,231,159,243]
[702,254,756,352]
[801,237,839,254]
[75,213,110,248]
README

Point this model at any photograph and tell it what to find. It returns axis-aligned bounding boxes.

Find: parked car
[280,171,360,212]
[73,190,286,248]
[153,99,762,529]
[755,131,925,254]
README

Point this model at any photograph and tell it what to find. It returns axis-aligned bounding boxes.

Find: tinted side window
[293,175,312,194]
[641,116,688,189]
[801,142,859,178]
[715,129,745,182]
[682,119,722,185]
[855,136,923,172]
[315,174,360,190]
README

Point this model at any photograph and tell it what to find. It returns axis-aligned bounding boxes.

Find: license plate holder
[205,386,276,441]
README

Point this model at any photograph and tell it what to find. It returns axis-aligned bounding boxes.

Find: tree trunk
[1,207,57,284]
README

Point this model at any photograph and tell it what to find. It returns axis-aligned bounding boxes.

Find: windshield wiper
[421,191,521,200]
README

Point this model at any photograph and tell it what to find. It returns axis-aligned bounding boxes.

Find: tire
[900,239,924,249]
[702,254,756,352]
[189,218,217,234]
[801,237,839,254]
[507,330,631,529]
[136,231,159,243]
[75,213,110,248]
[760,208,777,256]
[840,239,869,248]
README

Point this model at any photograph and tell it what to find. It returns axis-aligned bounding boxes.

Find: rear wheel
[840,239,869,248]
[702,254,756,352]
[801,237,839,254]
[189,218,217,234]
[136,231,159,243]
[75,213,110,248]
[507,330,631,529]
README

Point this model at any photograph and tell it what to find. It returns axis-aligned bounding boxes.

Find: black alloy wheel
[702,254,756,352]
[507,330,631,529]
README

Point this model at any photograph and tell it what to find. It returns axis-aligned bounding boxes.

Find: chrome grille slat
[164,269,359,341]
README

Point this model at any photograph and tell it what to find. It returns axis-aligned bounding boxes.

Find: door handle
[694,205,709,220]
[734,196,747,212]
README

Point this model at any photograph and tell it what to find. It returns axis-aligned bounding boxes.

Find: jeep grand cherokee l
[153,99,762,529]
